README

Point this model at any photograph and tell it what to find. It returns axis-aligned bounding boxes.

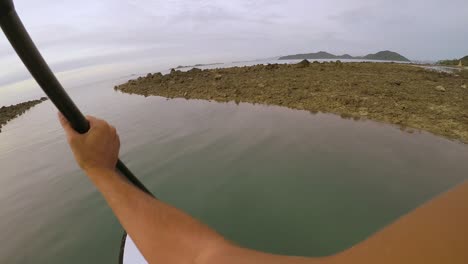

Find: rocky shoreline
[0,97,48,133]
[115,61,468,143]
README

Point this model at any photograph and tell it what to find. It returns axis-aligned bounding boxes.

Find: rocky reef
[115,62,468,143]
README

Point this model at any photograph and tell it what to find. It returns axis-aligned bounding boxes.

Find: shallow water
[0,62,468,263]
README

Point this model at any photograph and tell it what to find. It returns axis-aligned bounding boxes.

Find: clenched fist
[59,113,120,174]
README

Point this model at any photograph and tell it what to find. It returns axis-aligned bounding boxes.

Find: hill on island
[279,50,410,62]
[438,55,468,66]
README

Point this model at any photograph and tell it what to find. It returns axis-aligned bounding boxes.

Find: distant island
[175,63,223,69]
[438,55,468,66]
[279,50,410,62]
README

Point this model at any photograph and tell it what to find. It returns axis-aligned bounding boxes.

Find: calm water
[0,61,468,263]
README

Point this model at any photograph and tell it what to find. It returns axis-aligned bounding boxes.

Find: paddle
[0,2,151,261]
[1,2,153,261]
[0,0,152,196]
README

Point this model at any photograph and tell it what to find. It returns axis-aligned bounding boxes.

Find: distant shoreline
[278,50,410,62]
[175,63,223,69]
[279,58,412,63]
[115,61,468,143]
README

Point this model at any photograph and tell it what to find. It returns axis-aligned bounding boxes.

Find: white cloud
[1,0,468,86]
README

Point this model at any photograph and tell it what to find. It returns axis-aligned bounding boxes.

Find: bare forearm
[336,180,468,264]
[84,168,468,264]
[86,169,226,264]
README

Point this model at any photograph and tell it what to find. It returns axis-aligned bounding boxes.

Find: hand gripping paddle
[0,1,151,262]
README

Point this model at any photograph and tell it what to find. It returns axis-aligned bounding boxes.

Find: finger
[86,115,112,133]
[85,115,101,128]
[110,126,118,141]
[108,125,120,147]
[110,125,117,135]
[58,112,79,138]
[116,133,121,149]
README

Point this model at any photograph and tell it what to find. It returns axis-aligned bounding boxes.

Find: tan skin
[59,114,468,264]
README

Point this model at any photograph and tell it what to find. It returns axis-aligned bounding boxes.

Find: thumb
[58,112,79,138]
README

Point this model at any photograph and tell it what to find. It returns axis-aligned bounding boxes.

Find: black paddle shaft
[0,0,152,195]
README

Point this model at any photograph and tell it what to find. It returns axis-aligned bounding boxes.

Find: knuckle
[105,124,113,134]
[97,120,106,128]
[94,121,108,130]
[68,135,79,145]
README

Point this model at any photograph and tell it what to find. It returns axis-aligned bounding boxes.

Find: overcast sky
[1,0,468,87]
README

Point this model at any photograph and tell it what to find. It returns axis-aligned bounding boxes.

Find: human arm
[58,114,227,263]
[58,114,333,264]
[333,179,468,264]
[59,113,468,264]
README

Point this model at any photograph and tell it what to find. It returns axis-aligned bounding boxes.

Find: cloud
[1,0,468,87]
[329,0,468,59]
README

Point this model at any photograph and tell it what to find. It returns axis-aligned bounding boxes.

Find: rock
[1,98,47,133]
[188,68,202,73]
[358,107,369,116]
[258,83,266,88]
[435,85,446,92]
[146,73,152,78]
[214,74,223,80]
[296,59,310,68]
[462,84,467,89]
[169,69,180,76]
[391,81,402,86]
[265,63,279,70]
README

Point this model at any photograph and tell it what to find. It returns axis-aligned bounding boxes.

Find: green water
[0,77,467,263]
